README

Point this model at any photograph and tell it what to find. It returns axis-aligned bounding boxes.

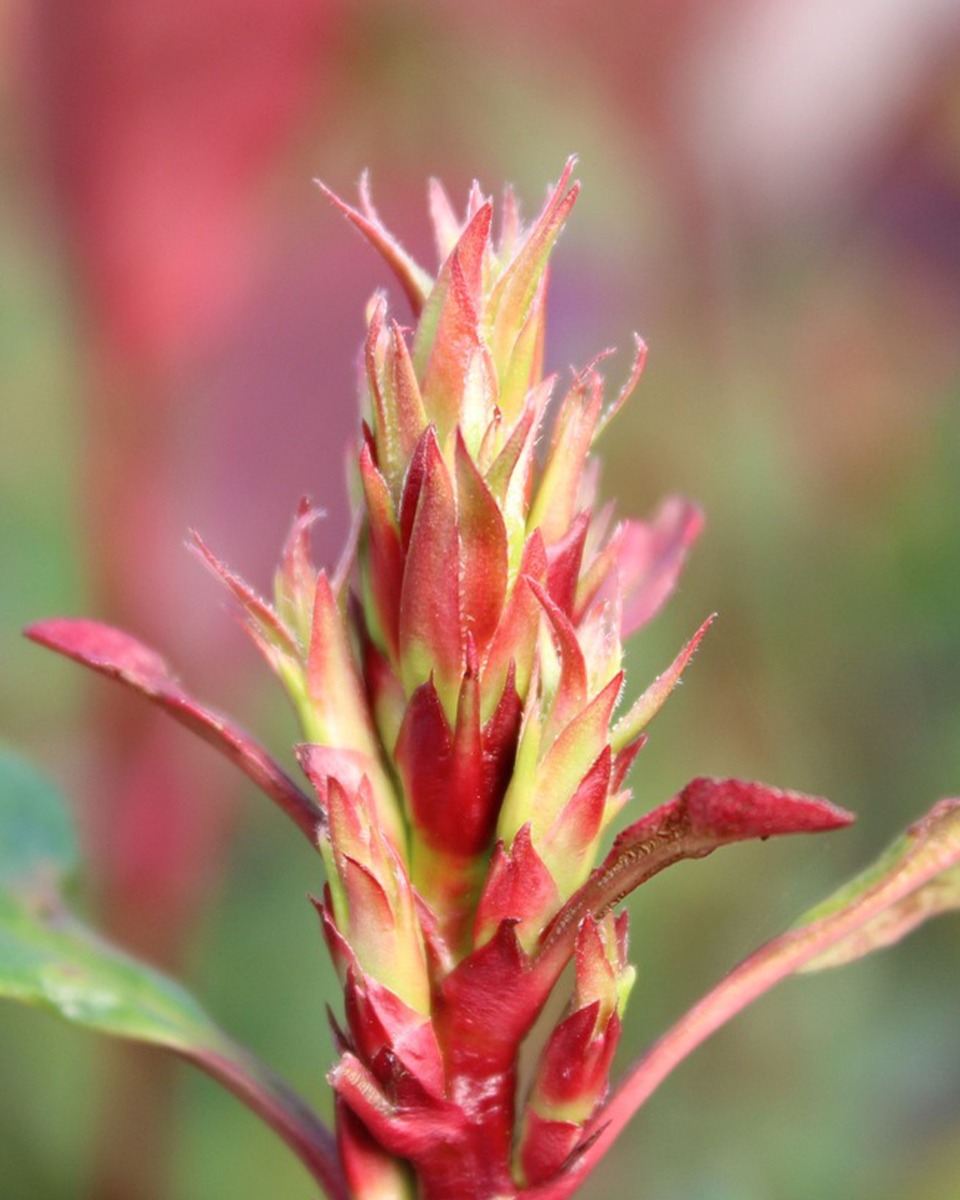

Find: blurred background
[1,0,959,1197]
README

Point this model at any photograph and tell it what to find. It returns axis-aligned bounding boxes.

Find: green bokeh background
[1,2,958,1197]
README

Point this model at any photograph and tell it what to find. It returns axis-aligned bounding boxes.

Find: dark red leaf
[537,777,855,975]
[474,824,560,950]
[519,1111,582,1190]
[546,512,590,618]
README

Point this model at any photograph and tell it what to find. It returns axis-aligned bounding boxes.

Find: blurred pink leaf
[33,0,337,365]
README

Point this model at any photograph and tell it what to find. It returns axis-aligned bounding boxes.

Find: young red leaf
[437,919,540,1076]
[427,176,463,263]
[362,636,407,757]
[530,673,623,845]
[394,679,458,850]
[26,618,323,842]
[358,443,404,661]
[538,748,613,896]
[482,532,549,712]
[308,571,376,746]
[518,1111,582,1191]
[528,367,604,546]
[456,433,509,657]
[483,381,544,510]
[528,1002,620,1120]
[190,530,299,660]
[413,203,492,444]
[474,824,560,950]
[316,175,432,316]
[486,158,579,378]
[274,497,323,651]
[449,659,492,848]
[362,294,399,486]
[545,512,590,618]
[537,777,854,976]
[343,971,446,1102]
[592,333,648,443]
[496,276,547,425]
[611,613,716,750]
[334,1101,415,1200]
[398,428,462,708]
[528,578,589,747]
[385,320,429,482]
[398,425,432,552]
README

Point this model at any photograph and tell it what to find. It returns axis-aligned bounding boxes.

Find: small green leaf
[0,894,221,1048]
[0,748,345,1197]
[0,748,77,891]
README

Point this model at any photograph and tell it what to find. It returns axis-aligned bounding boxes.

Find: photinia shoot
[4,162,958,1199]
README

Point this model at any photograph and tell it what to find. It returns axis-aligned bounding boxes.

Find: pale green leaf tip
[797,798,960,973]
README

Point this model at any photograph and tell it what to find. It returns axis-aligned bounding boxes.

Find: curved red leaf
[26,618,323,842]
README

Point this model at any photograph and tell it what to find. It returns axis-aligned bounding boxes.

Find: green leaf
[0,895,223,1048]
[0,747,77,890]
[0,748,212,1046]
[0,748,345,1198]
[796,798,960,972]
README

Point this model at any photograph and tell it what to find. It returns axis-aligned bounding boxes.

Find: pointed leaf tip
[593,333,648,443]
[611,613,716,751]
[189,531,298,661]
[26,617,173,689]
[315,176,432,316]
[680,777,855,839]
[537,778,853,978]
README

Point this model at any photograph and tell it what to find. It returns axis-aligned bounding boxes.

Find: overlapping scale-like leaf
[528,366,605,546]
[456,434,509,658]
[485,157,579,397]
[302,765,429,1017]
[398,428,462,712]
[413,203,492,448]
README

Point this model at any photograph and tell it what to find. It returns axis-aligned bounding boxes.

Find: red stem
[189,1043,348,1200]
